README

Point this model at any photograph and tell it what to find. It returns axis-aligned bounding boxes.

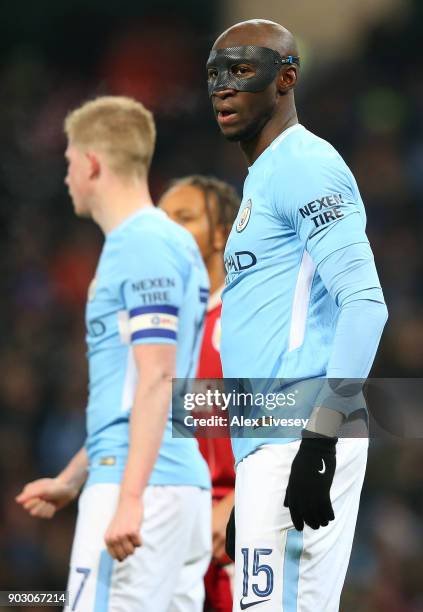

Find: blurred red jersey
[196,288,235,500]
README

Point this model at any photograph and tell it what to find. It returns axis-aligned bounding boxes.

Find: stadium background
[0,0,422,610]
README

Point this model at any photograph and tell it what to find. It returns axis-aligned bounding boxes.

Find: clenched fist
[16,477,79,519]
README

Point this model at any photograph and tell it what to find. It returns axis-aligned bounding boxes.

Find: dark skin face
[210,20,299,165]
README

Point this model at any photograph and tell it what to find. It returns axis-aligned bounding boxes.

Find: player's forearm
[119,375,172,500]
[308,242,388,433]
[308,297,388,435]
[56,446,89,493]
[220,490,235,509]
[326,297,388,379]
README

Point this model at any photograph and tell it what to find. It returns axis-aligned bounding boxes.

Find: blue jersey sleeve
[116,231,186,345]
[273,152,369,265]
[318,243,388,379]
[273,151,388,415]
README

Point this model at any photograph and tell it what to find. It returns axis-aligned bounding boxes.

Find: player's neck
[241,105,298,166]
[92,181,154,234]
[206,251,226,295]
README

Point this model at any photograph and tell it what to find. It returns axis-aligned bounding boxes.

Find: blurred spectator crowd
[0,3,422,610]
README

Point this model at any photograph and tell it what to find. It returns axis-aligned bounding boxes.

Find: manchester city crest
[236,199,252,232]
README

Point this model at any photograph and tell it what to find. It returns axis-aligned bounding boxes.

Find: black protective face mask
[206,46,300,97]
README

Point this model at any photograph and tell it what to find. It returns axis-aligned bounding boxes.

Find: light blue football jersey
[221,124,383,464]
[84,207,210,489]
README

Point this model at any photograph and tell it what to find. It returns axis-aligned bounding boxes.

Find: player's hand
[105,495,143,562]
[212,493,234,563]
[15,478,79,519]
[225,506,235,562]
[284,435,337,531]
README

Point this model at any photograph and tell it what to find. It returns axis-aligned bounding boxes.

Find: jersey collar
[106,206,164,239]
[248,123,305,172]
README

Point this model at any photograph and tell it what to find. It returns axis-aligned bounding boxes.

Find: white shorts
[65,484,211,612]
[233,438,368,612]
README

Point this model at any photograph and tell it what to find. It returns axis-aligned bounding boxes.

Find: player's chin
[219,124,247,142]
[219,120,261,143]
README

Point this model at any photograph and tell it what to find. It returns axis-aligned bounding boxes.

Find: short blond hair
[64,96,156,178]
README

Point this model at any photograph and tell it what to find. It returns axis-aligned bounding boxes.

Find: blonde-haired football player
[17,96,211,611]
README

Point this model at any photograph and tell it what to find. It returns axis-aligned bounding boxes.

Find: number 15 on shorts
[239,548,274,608]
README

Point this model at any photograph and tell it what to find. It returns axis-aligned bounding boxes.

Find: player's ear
[86,151,101,179]
[276,66,298,94]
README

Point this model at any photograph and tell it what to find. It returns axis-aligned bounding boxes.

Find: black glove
[284,434,337,531]
[225,506,235,561]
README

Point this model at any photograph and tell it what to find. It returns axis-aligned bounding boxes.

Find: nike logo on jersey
[318,458,326,474]
[240,598,271,609]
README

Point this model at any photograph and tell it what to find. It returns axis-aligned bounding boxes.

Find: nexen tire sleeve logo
[299,193,347,238]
